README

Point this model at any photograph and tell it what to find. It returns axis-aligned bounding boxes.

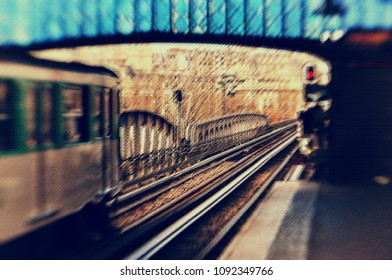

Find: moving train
[0,52,120,243]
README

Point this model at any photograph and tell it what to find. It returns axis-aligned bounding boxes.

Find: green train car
[0,52,119,243]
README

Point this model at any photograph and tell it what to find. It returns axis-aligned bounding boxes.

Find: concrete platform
[219,180,392,260]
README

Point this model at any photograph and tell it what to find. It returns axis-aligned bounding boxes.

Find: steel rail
[196,144,299,259]
[126,134,296,259]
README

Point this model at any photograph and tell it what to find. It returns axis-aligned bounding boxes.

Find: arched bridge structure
[119,111,175,180]
[118,111,282,183]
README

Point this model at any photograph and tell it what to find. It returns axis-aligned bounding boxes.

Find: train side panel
[0,154,38,243]
[51,143,103,211]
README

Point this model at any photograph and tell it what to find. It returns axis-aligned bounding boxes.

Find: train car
[0,52,119,244]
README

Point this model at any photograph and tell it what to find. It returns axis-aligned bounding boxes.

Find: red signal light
[306,66,315,81]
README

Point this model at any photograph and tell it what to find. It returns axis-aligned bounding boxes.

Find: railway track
[80,125,298,259]
[110,126,293,222]
[161,148,298,259]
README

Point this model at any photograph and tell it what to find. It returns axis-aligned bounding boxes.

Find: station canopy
[0,0,391,48]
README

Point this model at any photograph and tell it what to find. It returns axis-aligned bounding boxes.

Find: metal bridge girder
[1,1,391,48]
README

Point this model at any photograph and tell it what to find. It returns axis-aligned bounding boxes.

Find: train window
[103,88,111,137]
[40,85,53,145]
[0,81,11,151]
[25,85,38,147]
[63,86,84,143]
[94,88,103,138]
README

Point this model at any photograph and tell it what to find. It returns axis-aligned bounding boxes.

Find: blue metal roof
[0,0,391,47]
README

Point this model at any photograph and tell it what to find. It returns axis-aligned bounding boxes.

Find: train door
[25,83,58,220]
